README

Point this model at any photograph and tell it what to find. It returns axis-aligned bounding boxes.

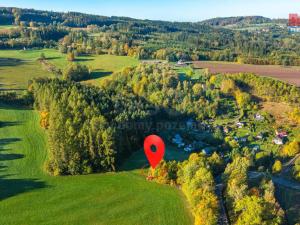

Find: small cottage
[276,130,288,139]
[273,137,283,145]
[177,60,187,66]
[172,134,185,147]
[184,144,193,152]
[255,114,264,121]
[236,122,245,128]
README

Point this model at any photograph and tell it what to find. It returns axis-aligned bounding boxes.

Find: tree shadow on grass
[0,164,7,172]
[0,121,23,128]
[0,138,22,151]
[0,153,24,161]
[0,138,24,159]
[0,175,48,201]
[90,71,112,79]
[0,104,31,111]
[45,56,61,60]
[75,58,93,62]
[0,137,49,200]
[0,88,27,92]
[0,58,24,67]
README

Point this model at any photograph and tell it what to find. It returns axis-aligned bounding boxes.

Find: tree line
[1,7,300,65]
[32,78,156,175]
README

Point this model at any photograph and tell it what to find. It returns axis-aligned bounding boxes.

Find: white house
[255,114,264,121]
[236,122,244,128]
[256,133,263,140]
[184,144,193,152]
[252,145,260,152]
[177,60,187,66]
[172,134,185,147]
[273,137,283,145]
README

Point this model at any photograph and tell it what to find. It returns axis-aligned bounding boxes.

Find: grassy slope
[0,49,138,89]
[0,106,192,225]
[0,50,55,90]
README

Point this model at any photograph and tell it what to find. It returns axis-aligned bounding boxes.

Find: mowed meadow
[0,49,138,90]
[0,106,192,225]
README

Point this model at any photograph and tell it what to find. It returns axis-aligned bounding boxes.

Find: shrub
[272,160,282,174]
[281,140,300,157]
[67,51,75,61]
[221,79,236,94]
[63,63,90,81]
[148,161,178,185]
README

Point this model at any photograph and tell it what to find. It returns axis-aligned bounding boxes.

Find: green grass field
[0,25,18,30]
[0,50,55,90]
[0,105,192,225]
[0,49,139,89]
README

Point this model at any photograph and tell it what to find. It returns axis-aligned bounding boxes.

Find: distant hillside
[0,7,219,35]
[199,16,286,26]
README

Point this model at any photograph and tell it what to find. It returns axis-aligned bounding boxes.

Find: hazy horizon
[0,0,298,22]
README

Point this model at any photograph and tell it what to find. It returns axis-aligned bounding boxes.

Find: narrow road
[281,153,300,174]
[216,183,230,225]
[249,171,300,191]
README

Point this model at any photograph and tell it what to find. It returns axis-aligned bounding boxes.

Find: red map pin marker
[144,135,165,169]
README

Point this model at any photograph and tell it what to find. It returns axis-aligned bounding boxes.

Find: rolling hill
[0,105,193,225]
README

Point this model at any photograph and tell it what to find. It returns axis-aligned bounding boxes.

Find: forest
[1,7,300,66]
[29,63,300,178]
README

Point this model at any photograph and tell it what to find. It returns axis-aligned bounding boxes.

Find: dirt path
[216,183,230,225]
[281,154,300,174]
[215,176,230,225]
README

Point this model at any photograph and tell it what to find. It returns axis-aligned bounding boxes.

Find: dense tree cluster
[102,64,222,120]
[223,157,285,224]
[148,153,226,225]
[30,64,251,176]
[280,140,300,158]
[177,153,220,225]
[32,78,156,175]
[63,63,90,81]
[221,73,300,105]
[199,16,274,27]
[0,25,67,49]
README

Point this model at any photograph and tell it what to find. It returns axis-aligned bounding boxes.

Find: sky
[0,0,299,22]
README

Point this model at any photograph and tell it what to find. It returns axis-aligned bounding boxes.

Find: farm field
[0,49,139,89]
[0,105,193,225]
[194,61,300,86]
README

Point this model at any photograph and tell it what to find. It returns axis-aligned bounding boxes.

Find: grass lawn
[79,54,139,86]
[174,66,207,81]
[0,50,55,90]
[0,25,18,30]
[0,105,192,225]
[0,49,139,89]
[121,144,190,171]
